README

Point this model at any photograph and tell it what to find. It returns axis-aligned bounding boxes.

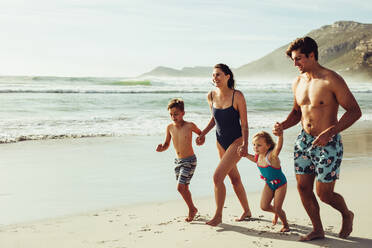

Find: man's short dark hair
[167,98,184,111]
[286,36,318,61]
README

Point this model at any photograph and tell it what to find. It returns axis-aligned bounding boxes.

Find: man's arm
[273,78,302,135]
[313,73,362,146]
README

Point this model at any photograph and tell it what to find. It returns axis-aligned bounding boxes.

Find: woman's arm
[196,91,216,145]
[236,90,249,157]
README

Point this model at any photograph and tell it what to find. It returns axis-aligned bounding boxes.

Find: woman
[196,63,251,226]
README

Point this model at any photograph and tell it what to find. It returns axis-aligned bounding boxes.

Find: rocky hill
[141,21,372,82]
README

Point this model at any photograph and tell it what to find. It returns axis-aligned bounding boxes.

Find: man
[273,36,361,241]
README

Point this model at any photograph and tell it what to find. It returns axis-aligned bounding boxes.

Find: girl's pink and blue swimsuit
[255,153,287,191]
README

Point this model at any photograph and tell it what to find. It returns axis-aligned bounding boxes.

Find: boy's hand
[196,135,205,146]
[156,144,165,152]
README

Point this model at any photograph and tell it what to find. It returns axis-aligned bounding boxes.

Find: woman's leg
[207,139,247,226]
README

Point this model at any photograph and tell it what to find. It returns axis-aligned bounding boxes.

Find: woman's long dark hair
[214,63,235,89]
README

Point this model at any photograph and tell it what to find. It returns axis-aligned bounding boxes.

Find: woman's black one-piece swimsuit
[212,90,242,150]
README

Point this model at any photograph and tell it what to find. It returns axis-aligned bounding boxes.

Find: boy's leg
[177,183,198,222]
[315,180,353,238]
[296,174,325,241]
[273,184,289,232]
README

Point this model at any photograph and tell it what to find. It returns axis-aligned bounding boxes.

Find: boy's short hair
[167,98,184,111]
[286,36,318,61]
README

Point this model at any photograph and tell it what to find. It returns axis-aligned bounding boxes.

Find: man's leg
[296,174,325,241]
[316,181,354,238]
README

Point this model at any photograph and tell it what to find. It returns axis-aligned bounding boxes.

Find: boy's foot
[206,215,222,226]
[185,208,198,222]
[339,210,354,239]
[235,210,252,221]
[280,225,290,232]
[299,230,325,241]
[272,214,278,225]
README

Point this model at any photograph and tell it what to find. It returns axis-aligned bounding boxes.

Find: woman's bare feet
[185,208,198,222]
[206,215,222,226]
[339,210,354,239]
[235,210,252,221]
[272,214,278,225]
[299,230,325,241]
[280,225,290,232]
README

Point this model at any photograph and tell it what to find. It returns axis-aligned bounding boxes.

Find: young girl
[246,131,289,232]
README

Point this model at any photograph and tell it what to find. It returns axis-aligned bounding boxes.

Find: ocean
[1,75,371,143]
[0,75,371,225]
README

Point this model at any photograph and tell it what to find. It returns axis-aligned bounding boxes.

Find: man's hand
[312,128,335,147]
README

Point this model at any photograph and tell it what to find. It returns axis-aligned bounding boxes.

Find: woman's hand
[237,144,248,157]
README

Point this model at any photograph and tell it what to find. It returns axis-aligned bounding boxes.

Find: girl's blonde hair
[253,131,276,151]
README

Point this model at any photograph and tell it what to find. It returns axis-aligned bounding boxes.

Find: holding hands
[272,122,283,136]
[196,134,205,146]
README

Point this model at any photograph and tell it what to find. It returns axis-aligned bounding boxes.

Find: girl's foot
[206,215,222,226]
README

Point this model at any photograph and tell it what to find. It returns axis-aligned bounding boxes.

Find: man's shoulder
[321,67,345,84]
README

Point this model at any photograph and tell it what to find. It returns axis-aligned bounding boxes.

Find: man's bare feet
[339,210,354,239]
[299,230,325,241]
[280,225,290,232]
[206,215,222,226]
[235,210,252,221]
[185,208,198,222]
[272,214,278,225]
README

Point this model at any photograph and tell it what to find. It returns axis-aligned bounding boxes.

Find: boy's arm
[191,122,202,136]
[156,125,171,152]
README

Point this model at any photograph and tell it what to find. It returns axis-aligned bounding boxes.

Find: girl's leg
[206,141,242,226]
[273,184,289,232]
[260,184,275,215]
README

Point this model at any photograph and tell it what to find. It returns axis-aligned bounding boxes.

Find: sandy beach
[0,122,371,247]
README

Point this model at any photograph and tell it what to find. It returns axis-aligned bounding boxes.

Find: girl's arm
[272,133,283,157]
[268,133,283,167]
[245,153,255,163]
[156,125,171,152]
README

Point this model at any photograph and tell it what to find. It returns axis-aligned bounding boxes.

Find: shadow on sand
[191,216,372,248]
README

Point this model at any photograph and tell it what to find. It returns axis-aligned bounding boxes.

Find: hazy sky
[1,0,371,77]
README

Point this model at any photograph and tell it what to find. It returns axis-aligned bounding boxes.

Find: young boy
[156,98,201,222]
